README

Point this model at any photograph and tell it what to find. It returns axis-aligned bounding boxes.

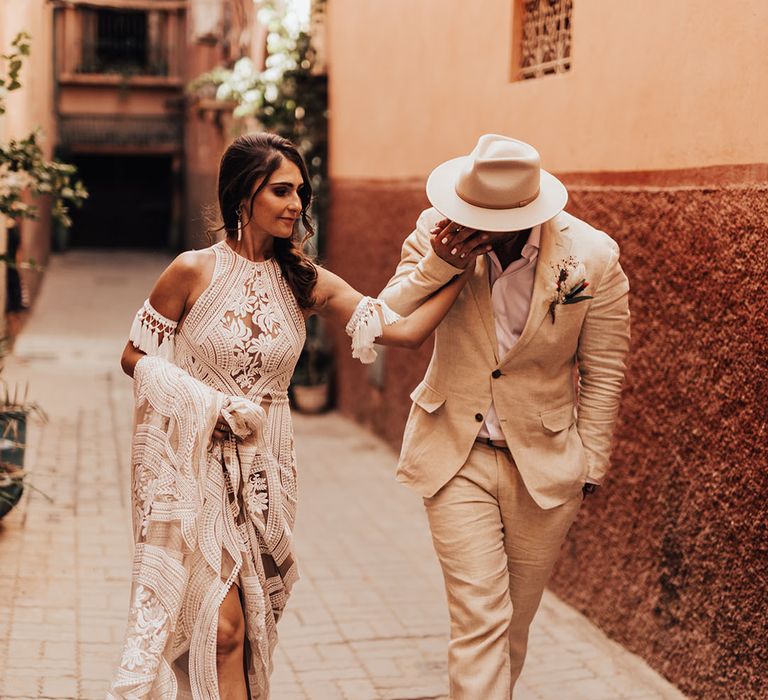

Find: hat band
[455,185,540,210]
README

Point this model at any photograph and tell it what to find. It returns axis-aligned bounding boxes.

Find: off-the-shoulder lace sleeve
[129,299,178,360]
[345,296,402,364]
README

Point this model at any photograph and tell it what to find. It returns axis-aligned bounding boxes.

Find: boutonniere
[548,257,593,323]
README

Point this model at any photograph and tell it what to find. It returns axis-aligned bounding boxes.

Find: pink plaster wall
[325,0,768,178]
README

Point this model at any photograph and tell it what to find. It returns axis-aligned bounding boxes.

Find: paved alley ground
[0,250,687,700]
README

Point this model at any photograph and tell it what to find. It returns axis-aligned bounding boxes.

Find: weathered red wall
[548,183,768,700]
[325,180,434,448]
[326,173,768,700]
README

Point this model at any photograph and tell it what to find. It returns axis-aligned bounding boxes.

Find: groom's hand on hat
[430,219,492,269]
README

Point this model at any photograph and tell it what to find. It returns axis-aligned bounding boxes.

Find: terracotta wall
[325,180,431,446]
[548,178,768,700]
[182,34,231,249]
[325,171,768,700]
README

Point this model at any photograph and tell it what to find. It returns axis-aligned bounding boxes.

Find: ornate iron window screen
[78,8,169,76]
[515,0,572,80]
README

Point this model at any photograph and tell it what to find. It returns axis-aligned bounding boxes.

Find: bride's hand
[212,417,231,441]
[430,218,492,268]
[213,397,266,441]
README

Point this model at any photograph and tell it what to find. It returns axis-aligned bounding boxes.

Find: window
[79,8,168,76]
[513,0,573,81]
[96,10,148,71]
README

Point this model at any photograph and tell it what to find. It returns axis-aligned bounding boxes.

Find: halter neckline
[221,240,276,266]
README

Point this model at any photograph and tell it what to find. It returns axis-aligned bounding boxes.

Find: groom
[379,134,630,698]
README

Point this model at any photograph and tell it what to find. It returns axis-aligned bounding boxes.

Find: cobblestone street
[0,251,687,700]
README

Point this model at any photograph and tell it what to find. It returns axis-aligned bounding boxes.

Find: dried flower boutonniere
[548,257,593,323]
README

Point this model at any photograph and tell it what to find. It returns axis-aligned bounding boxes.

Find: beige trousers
[423,443,582,700]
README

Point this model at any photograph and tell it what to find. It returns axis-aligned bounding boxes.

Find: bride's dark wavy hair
[213,132,318,308]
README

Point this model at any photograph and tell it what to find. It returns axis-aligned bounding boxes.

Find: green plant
[0,31,30,116]
[188,1,327,249]
[0,380,46,422]
[189,1,332,391]
[0,31,64,515]
[0,131,88,229]
[0,32,88,229]
[0,381,50,516]
[0,461,53,516]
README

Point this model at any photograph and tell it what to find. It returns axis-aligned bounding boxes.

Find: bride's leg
[217,585,248,699]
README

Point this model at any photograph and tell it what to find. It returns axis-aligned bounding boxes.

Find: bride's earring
[236,208,243,242]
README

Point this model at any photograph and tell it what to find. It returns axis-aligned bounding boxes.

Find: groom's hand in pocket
[430,218,491,268]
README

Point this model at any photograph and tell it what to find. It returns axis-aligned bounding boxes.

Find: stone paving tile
[0,251,687,699]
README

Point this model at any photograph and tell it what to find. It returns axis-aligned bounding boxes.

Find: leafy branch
[188,2,331,388]
[188,3,327,243]
[0,32,88,228]
[0,131,88,227]
[0,31,31,115]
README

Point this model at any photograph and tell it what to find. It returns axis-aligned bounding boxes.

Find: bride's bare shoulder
[149,245,218,311]
[174,245,216,273]
[160,245,216,286]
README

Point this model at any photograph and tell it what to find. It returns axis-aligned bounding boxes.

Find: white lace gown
[174,240,306,597]
[110,240,398,699]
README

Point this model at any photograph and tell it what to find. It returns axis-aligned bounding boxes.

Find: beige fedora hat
[426,134,567,231]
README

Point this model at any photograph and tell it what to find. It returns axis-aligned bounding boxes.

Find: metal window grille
[518,0,572,80]
[78,8,169,76]
[97,10,147,69]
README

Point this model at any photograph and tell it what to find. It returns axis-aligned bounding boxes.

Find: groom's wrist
[421,247,465,279]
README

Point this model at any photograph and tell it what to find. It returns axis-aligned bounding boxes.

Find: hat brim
[426,156,568,232]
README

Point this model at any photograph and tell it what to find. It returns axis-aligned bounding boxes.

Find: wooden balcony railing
[58,115,183,150]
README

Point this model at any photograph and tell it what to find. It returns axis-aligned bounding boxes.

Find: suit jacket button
[475,413,483,422]
[492,369,502,378]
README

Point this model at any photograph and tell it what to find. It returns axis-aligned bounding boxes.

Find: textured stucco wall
[325,180,432,448]
[326,177,768,700]
[548,184,768,700]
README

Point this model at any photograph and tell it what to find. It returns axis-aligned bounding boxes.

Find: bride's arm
[120,252,199,377]
[315,266,469,351]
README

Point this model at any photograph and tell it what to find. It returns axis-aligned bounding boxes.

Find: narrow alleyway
[0,251,687,700]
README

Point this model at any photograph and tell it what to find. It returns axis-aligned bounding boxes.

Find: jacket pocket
[540,403,575,432]
[410,381,446,414]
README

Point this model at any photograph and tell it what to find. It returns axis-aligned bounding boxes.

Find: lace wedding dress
[109,241,398,699]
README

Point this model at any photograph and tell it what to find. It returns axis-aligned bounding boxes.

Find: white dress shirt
[477,224,541,441]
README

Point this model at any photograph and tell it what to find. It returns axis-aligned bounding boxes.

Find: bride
[107,132,480,699]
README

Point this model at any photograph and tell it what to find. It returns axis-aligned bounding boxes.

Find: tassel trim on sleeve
[344,296,402,364]
[129,299,178,360]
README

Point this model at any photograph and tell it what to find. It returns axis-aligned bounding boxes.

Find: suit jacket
[379,208,631,509]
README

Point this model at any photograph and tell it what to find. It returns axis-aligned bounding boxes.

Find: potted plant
[0,380,48,518]
[291,315,333,414]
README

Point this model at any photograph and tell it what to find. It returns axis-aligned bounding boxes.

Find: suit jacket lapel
[467,254,499,362]
[499,215,572,367]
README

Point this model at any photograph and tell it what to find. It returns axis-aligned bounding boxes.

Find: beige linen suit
[380,207,630,698]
